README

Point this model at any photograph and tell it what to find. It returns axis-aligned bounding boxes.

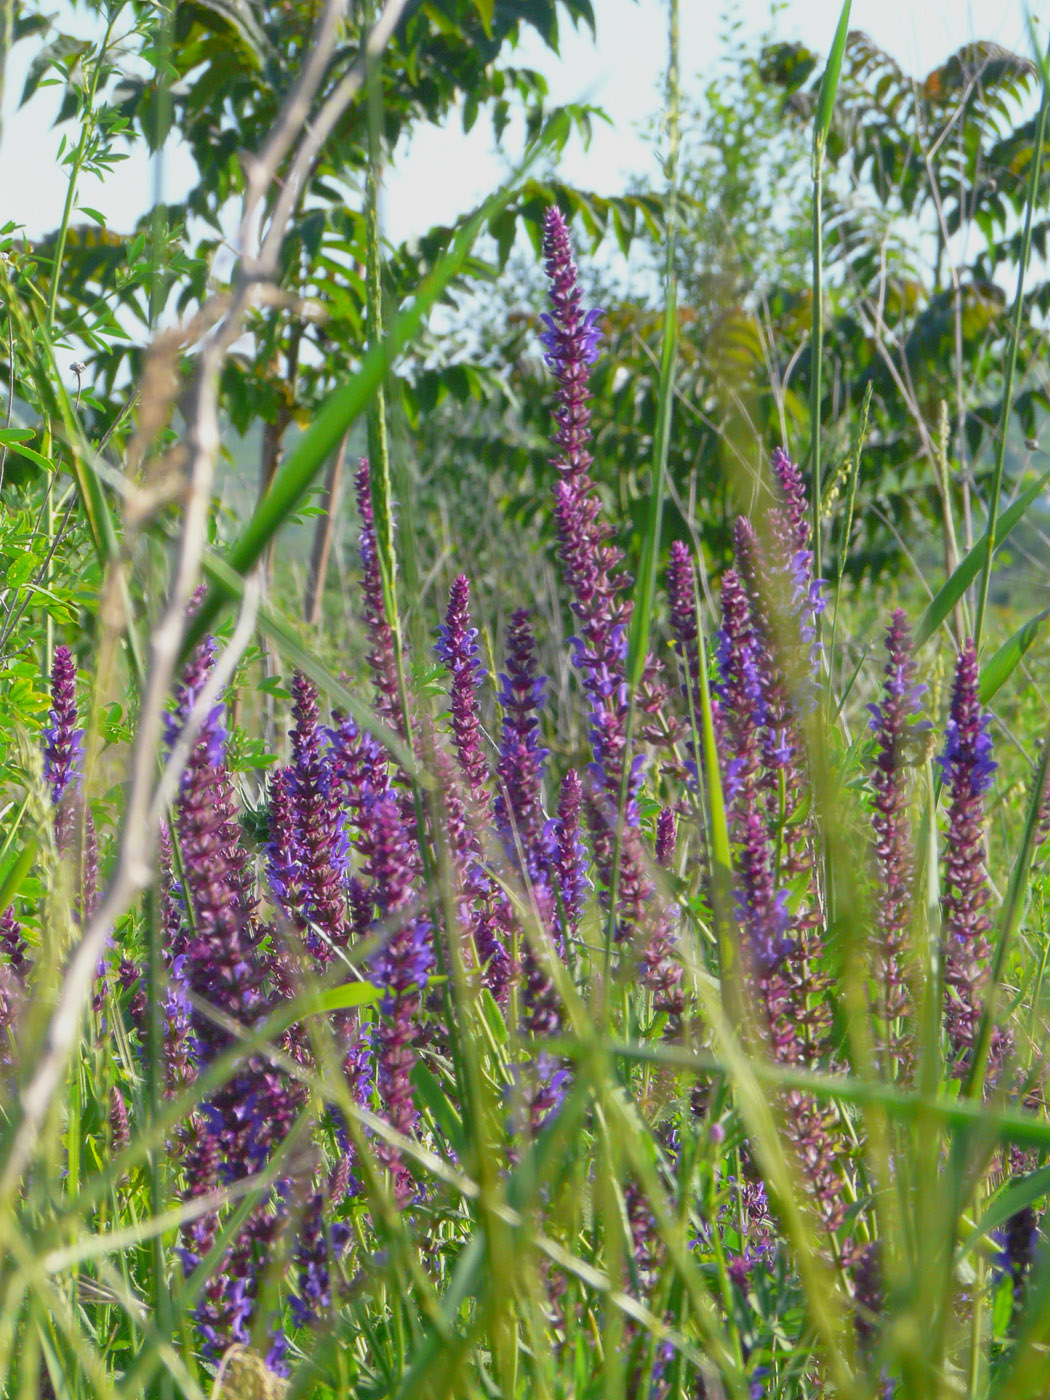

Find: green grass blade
[808,0,852,588]
[625,0,679,694]
[602,1036,1050,1149]
[0,840,38,917]
[959,1163,1050,1262]
[813,0,852,160]
[974,23,1050,645]
[185,139,556,654]
[979,607,1049,703]
[914,465,1050,646]
[963,712,1050,1100]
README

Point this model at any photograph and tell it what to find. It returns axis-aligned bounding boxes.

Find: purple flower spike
[288,672,348,958]
[540,206,676,935]
[667,540,716,795]
[110,1086,130,1153]
[770,446,810,553]
[553,768,589,946]
[437,574,492,811]
[355,458,405,738]
[655,808,677,868]
[940,639,1001,1069]
[0,905,28,983]
[165,636,226,773]
[541,207,604,480]
[853,1242,883,1358]
[363,788,433,1205]
[868,610,925,1068]
[732,495,829,1061]
[43,645,85,812]
[667,540,702,711]
[716,570,764,805]
[328,710,386,838]
[495,610,554,886]
[291,1188,352,1329]
[265,767,302,916]
[643,809,685,1016]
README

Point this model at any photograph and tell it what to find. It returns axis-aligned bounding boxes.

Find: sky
[1,0,1047,247]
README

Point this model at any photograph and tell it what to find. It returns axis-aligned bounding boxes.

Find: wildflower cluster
[0,210,1041,1399]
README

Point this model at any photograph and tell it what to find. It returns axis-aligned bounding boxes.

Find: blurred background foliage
[3,0,1050,695]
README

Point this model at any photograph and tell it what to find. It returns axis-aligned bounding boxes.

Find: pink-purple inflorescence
[22,205,1035,1392]
[867,610,926,1069]
[939,639,1001,1071]
[540,207,669,944]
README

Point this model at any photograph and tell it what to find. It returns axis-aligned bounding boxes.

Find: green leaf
[979,608,1049,703]
[311,981,382,1014]
[5,555,39,589]
[471,0,494,38]
[9,440,52,470]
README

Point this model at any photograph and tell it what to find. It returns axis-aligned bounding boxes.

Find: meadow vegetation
[1,1,1050,1397]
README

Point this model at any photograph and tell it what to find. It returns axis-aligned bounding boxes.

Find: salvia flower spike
[867,609,926,1068]
[939,638,1001,1070]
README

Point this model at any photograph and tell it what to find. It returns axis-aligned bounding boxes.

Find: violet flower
[110,1087,129,1154]
[667,540,712,787]
[995,1202,1038,1305]
[853,1241,883,1359]
[432,746,511,1000]
[43,645,84,814]
[553,768,589,948]
[290,1188,352,1329]
[540,208,673,935]
[539,207,605,481]
[265,766,302,918]
[732,500,829,1064]
[642,809,685,1016]
[495,610,554,886]
[327,709,387,842]
[170,641,303,1366]
[867,610,925,1067]
[288,671,349,958]
[437,574,492,813]
[768,447,827,665]
[0,905,28,983]
[717,569,845,1231]
[363,788,433,1205]
[939,639,998,1068]
[355,458,405,738]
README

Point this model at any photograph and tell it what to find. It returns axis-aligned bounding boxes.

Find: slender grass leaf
[960,1164,1050,1262]
[0,839,37,916]
[979,608,1049,703]
[974,31,1050,644]
[813,0,852,161]
[915,465,1050,646]
[603,1038,1050,1151]
[411,1060,467,1162]
[312,981,382,1014]
[185,136,558,655]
